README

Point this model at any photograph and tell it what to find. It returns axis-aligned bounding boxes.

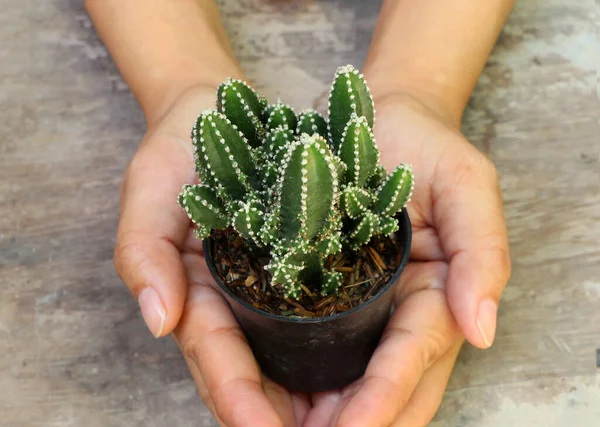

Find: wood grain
[0,0,598,426]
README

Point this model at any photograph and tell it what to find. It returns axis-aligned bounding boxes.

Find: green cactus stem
[259,126,295,192]
[268,230,340,298]
[260,162,278,195]
[377,215,399,235]
[265,102,298,131]
[348,211,380,250]
[178,184,228,238]
[373,164,415,216]
[263,126,294,163]
[340,185,375,219]
[267,239,312,298]
[258,96,269,113]
[328,65,375,151]
[367,164,387,190]
[338,114,380,186]
[276,134,338,242]
[317,231,342,257]
[297,109,328,137]
[217,78,265,148]
[232,199,265,243]
[321,270,343,296]
[193,110,259,201]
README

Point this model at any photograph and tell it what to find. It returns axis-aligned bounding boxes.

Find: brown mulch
[208,228,404,318]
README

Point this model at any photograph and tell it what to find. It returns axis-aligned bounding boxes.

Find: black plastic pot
[203,210,411,393]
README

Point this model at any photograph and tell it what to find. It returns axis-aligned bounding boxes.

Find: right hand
[113,85,311,427]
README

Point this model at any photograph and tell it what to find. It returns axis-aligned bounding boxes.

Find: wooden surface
[1,0,599,426]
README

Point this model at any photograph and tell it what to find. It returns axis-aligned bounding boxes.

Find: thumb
[114,134,196,337]
[434,151,511,349]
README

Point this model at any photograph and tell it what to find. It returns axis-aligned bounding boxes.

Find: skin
[85,0,514,425]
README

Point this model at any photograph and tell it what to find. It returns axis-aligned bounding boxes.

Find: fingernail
[476,299,498,348]
[138,287,166,338]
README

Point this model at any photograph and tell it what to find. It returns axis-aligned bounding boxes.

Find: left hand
[114,85,310,427]
[302,91,511,427]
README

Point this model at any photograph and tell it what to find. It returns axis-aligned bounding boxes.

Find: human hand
[301,91,510,427]
[113,85,312,427]
[114,83,509,427]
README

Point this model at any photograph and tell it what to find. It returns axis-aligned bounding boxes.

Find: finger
[407,223,445,262]
[175,254,283,427]
[391,340,463,427]
[393,261,448,304]
[263,375,306,427]
[114,134,197,337]
[183,253,305,426]
[433,147,511,349]
[326,262,450,426]
[262,376,296,427]
[114,88,217,338]
[332,263,461,427]
[181,351,230,427]
[291,392,311,427]
[302,391,342,427]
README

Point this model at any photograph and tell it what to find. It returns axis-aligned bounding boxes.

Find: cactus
[297,109,328,137]
[328,65,375,152]
[264,102,298,131]
[178,64,414,299]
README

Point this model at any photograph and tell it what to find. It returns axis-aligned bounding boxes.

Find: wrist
[85,0,246,128]
[142,60,246,128]
[363,64,465,130]
[361,0,514,130]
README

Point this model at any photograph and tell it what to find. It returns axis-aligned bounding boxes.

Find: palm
[375,93,482,262]
[298,96,472,426]
[299,94,507,426]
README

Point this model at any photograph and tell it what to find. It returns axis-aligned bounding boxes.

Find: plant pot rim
[203,210,412,324]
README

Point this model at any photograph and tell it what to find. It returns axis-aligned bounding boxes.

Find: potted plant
[178,65,414,392]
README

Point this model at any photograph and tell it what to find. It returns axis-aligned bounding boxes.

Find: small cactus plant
[179,65,414,299]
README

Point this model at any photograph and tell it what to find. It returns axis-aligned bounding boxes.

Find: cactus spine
[179,65,414,298]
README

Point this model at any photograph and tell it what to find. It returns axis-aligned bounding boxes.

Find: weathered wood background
[1,0,598,426]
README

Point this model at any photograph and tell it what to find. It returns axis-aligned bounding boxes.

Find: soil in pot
[208,227,405,318]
